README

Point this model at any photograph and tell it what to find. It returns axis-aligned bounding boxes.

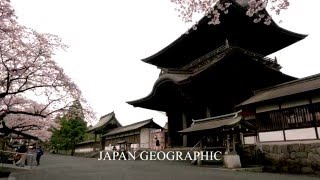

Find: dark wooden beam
[309,99,319,139]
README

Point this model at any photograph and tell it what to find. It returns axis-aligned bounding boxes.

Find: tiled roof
[238,73,320,106]
[179,111,255,133]
[75,140,96,146]
[102,119,161,137]
[87,111,121,133]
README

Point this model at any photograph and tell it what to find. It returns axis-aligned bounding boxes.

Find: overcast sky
[10,0,320,127]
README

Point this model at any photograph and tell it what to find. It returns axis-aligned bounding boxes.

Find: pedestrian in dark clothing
[155,137,160,151]
[36,146,44,166]
[15,141,27,167]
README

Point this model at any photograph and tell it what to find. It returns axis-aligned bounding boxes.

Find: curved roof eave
[127,77,184,106]
[128,50,228,106]
[141,0,307,66]
[87,112,122,133]
[231,0,308,40]
[129,48,296,107]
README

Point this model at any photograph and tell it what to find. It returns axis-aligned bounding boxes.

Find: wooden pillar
[240,132,244,145]
[279,104,287,141]
[167,112,172,147]
[225,134,230,154]
[206,106,211,118]
[255,111,260,143]
[309,99,319,139]
[232,133,236,154]
[255,132,259,144]
[182,112,188,147]
[93,133,97,152]
[199,139,203,151]
[100,136,105,151]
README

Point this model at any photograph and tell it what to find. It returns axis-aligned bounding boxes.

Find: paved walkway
[7,154,320,180]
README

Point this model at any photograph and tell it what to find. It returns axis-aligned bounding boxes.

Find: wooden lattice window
[256,104,317,132]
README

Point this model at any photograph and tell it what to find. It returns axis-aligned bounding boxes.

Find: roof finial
[225,39,230,48]
[274,56,278,64]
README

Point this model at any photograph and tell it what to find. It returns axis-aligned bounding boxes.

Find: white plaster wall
[150,130,165,149]
[140,128,150,148]
[131,144,140,151]
[105,144,113,151]
[75,148,94,153]
[105,146,112,151]
[285,128,317,140]
[149,128,159,148]
[258,128,318,142]
[260,139,320,145]
[244,136,256,144]
[259,131,284,142]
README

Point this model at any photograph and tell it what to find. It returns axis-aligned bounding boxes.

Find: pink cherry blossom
[170,0,290,26]
[1,0,96,140]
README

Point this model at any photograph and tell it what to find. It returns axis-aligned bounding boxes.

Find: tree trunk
[71,141,75,156]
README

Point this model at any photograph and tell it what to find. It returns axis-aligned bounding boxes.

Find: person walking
[36,146,44,166]
[155,137,160,151]
[15,141,27,167]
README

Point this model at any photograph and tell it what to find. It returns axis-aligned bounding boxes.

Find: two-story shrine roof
[127,48,296,111]
[142,0,307,69]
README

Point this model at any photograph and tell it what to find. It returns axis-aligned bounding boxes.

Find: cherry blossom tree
[170,0,290,25]
[1,96,60,141]
[0,0,95,140]
[3,114,57,141]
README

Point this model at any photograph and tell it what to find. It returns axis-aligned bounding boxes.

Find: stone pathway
[6,154,320,180]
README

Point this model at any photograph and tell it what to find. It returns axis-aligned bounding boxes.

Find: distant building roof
[179,111,254,134]
[87,111,122,133]
[102,119,161,137]
[75,140,96,146]
[238,73,320,106]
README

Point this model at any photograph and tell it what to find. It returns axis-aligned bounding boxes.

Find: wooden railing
[181,45,228,70]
